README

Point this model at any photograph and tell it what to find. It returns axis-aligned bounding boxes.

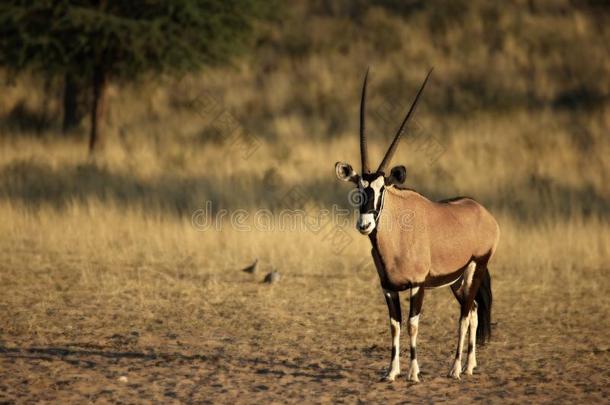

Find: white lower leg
[449,315,469,379]
[407,314,420,382]
[466,308,478,375]
[385,317,401,381]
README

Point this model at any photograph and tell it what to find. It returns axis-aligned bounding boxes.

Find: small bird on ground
[242,259,258,274]
[263,270,281,284]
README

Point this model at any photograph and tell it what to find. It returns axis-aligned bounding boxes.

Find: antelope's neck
[368,188,431,290]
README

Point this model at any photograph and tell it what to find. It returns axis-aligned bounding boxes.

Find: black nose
[359,223,368,231]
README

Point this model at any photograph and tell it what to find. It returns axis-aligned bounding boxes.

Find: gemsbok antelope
[335,69,500,382]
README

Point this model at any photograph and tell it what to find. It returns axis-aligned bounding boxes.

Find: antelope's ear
[386,165,407,185]
[335,162,357,182]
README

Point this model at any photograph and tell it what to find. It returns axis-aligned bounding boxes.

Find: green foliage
[0,0,275,80]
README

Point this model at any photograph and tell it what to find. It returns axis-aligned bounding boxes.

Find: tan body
[371,187,500,291]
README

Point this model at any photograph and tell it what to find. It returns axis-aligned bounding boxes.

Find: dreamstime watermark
[191,190,416,254]
[191,200,354,233]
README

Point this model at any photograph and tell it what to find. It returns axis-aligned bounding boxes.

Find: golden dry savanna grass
[1,1,610,402]
[0,118,609,402]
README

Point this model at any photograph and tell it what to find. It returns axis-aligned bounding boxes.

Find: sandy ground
[1,263,608,404]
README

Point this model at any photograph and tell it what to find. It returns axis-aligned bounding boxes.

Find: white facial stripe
[370,176,385,209]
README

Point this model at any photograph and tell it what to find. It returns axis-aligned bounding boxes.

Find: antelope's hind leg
[465,304,478,375]
[407,286,425,382]
[448,262,477,380]
[382,289,402,382]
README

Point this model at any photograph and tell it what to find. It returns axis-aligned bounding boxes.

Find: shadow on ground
[0,344,347,381]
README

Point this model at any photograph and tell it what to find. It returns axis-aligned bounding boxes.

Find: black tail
[475,267,492,344]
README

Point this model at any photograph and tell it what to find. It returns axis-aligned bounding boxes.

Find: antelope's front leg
[382,289,402,381]
[407,286,425,382]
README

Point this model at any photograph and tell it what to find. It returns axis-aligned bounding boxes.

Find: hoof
[448,361,462,380]
[448,371,461,380]
[381,372,400,382]
[407,361,420,382]
[465,359,477,376]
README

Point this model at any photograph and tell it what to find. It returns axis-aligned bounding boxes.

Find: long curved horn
[377,68,433,173]
[360,68,370,173]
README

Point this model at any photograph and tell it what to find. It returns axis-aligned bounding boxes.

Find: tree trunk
[63,73,82,133]
[89,66,107,155]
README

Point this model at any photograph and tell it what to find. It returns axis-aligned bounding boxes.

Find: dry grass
[0,114,608,401]
[1,1,609,402]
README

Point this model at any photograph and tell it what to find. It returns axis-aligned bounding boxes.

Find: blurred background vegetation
[0,0,608,217]
[3,0,609,131]
[0,0,278,152]
[0,0,608,268]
